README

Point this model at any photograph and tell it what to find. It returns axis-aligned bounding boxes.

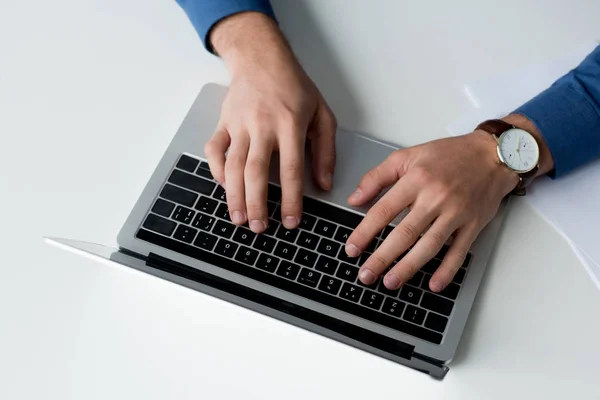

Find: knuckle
[225,154,246,172]
[282,162,303,179]
[245,157,269,178]
[371,202,394,221]
[426,231,447,251]
[245,202,265,218]
[371,253,391,270]
[410,166,433,183]
[398,222,419,242]
[204,140,220,156]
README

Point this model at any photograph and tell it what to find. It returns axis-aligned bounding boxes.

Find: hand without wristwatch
[476,119,540,196]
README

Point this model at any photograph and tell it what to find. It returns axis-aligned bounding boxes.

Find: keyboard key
[358,252,371,267]
[176,154,199,173]
[421,275,460,299]
[253,235,276,253]
[215,203,231,221]
[333,226,352,244]
[193,231,217,251]
[318,276,342,295]
[267,201,277,218]
[267,184,281,202]
[462,253,472,268]
[264,219,279,236]
[380,225,395,239]
[299,213,317,231]
[314,220,336,238]
[399,285,423,305]
[337,247,359,264]
[143,214,176,236]
[168,169,215,195]
[151,199,175,218]
[420,293,454,316]
[136,229,444,344]
[382,298,405,318]
[275,226,300,243]
[234,246,259,265]
[339,283,363,302]
[294,248,318,268]
[421,259,441,274]
[360,290,384,310]
[434,245,450,260]
[214,239,238,258]
[298,268,321,287]
[160,184,197,207]
[191,213,215,231]
[273,242,297,261]
[302,196,363,229]
[315,256,339,274]
[316,238,340,257]
[297,231,319,250]
[272,206,282,222]
[424,313,448,333]
[196,167,213,180]
[199,161,210,170]
[276,261,300,280]
[403,305,426,325]
[173,225,197,243]
[212,185,227,202]
[336,263,359,282]
[407,271,424,287]
[366,240,378,253]
[172,206,195,224]
[233,227,256,246]
[212,220,236,238]
[453,268,466,284]
[377,280,399,297]
[255,254,280,273]
[194,196,218,214]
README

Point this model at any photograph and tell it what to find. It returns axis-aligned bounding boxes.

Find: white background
[1,0,600,399]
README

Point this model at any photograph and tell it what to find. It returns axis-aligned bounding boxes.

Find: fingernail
[349,188,362,200]
[249,220,266,233]
[232,211,245,225]
[345,243,360,258]
[283,216,299,229]
[359,269,376,285]
[430,280,443,292]
[384,274,401,290]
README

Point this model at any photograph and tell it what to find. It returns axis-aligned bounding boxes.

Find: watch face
[497,128,540,173]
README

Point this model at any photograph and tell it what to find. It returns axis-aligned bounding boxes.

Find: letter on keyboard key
[420,293,454,316]
[191,213,215,231]
[318,276,342,295]
[316,238,340,258]
[273,242,297,261]
[335,263,359,282]
[297,231,319,250]
[333,226,352,243]
[339,283,363,302]
[359,290,384,310]
[424,312,448,333]
[294,248,318,268]
[253,235,276,253]
[176,154,199,173]
[234,246,259,266]
[143,214,176,236]
[399,285,423,305]
[194,196,218,214]
[168,169,216,195]
[275,226,300,243]
[337,247,358,264]
[215,203,231,221]
[193,231,217,251]
[315,256,338,274]
[276,261,300,280]
[298,268,321,287]
[173,225,197,243]
[403,305,426,325]
[382,297,405,318]
[314,220,336,238]
[256,254,280,272]
[214,239,238,258]
[233,227,256,246]
[212,185,227,202]
[160,184,198,207]
[151,199,175,218]
[299,214,317,231]
[212,220,236,238]
[172,206,195,224]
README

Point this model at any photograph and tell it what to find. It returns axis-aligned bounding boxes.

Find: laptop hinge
[144,252,417,361]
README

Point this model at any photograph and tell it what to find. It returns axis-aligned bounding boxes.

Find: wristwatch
[476,119,540,196]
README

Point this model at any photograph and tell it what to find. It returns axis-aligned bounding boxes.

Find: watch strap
[476,119,539,196]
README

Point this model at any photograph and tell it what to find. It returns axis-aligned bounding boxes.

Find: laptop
[47,83,507,379]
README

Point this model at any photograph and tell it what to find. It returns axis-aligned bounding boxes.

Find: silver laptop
[48,83,507,379]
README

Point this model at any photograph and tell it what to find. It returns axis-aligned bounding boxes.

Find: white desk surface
[2,1,600,398]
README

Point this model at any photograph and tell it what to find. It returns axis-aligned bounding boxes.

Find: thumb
[308,101,337,190]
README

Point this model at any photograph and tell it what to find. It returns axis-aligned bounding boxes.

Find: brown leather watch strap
[476,119,539,196]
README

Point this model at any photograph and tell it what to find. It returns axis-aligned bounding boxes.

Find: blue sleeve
[515,46,600,177]
[176,0,275,52]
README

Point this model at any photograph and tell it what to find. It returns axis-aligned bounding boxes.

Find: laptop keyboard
[136,154,472,345]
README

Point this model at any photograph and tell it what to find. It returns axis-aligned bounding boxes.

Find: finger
[357,205,436,285]
[244,134,274,233]
[204,126,230,185]
[309,102,337,190]
[347,150,408,206]
[224,133,250,225]
[429,225,478,292]
[279,131,305,229]
[383,215,457,290]
[346,179,416,259]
